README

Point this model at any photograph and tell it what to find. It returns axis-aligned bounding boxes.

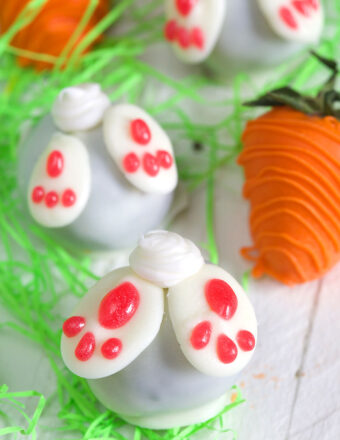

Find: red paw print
[63,282,139,362]
[176,0,197,16]
[164,20,205,50]
[167,265,257,377]
[103,104,177,194]
[28,133,91,228]
[279,0,319,29]
[189,279,255,364]
[61,268,164,379]
[122,118,174,177]
[31,150,77,209]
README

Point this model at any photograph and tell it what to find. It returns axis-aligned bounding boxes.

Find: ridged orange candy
[0,0,109,71]
[238,107,340,285]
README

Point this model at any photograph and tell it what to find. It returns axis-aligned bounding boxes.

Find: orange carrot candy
[0,0,109,71]
[238,54,340,286]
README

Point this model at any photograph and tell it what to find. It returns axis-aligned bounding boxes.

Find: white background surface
[1,7,340,438]
[174,165,340,440]
[2,163,340,439]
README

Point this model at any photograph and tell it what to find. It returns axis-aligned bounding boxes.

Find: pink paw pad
[176,0,197,16]
[191,27,204,49]
[130,119,151,145]
[279,6,298,29]
[190,321,212,349]
[101,338,123,359]
[45,191,59,208]
[292,0,318,16]
[32,186,45,203]
[62,189,76,207]
[157,150,173,169]
[75,332,96,361]
[46,150,64,178]
[99,282,140,329]
[205,278,238,320]
[143,153,160,177]
[217,334,238,364]
[164,19,178,41]
[123,153,140,173]
[237,330,256,352]
[63,316,86,337]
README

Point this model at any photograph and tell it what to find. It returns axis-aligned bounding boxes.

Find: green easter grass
[1,0,340,438]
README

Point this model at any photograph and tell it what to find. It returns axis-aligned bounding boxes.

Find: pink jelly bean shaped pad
[27,133,91,228]
[61,267,164,379]
[168,264,257,377]
[103,104,178,194]
[164,0,226,63]
[257,0,323,43]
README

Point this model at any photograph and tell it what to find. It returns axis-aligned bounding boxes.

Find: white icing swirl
[52,83,110,132]
[129,230,204,288]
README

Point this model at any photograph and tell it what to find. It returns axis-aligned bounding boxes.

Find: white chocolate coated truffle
[18,84,177,251]
[61,231,257,428]
[164,0,324,72]
[87,310,237,428]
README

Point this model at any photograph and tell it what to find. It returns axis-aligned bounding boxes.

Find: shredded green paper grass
[1,0,340,438]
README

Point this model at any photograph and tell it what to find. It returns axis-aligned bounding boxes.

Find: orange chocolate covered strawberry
[0,0,109,71]
[238,54,340,286]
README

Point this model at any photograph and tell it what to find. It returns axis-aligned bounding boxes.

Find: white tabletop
[2,161,340,439]
[1,17,340,439]
[174,164,340,440]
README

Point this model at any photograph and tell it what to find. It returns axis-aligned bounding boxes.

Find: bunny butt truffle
[18,84,178,251]
[0,0,109,71]
[239,54,340,286]
[61,230,257,428]
[164,0,324,72]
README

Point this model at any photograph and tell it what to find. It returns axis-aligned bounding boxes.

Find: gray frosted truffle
[61,231,257,428]
[164,0,324,72]
[18,84,177,251]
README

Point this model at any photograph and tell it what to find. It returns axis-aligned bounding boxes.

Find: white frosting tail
[129,230,204,288]
[52,83,110,132]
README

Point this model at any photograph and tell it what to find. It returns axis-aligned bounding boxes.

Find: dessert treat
[238,54,340,285]
[164,0,324,72]
[0,0,109,70]
[61,230,257,429]
[18,84,177,250]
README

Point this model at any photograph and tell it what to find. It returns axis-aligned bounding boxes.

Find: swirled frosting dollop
[52,83,110,132]
[129,230,204,288]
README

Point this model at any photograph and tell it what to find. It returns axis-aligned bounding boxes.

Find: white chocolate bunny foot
[164,0,226,63]
[257,0,323,43]
[103,104,177,194]
[61,267,164,379]
[27,133,91,228]
[168,264,257,377]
